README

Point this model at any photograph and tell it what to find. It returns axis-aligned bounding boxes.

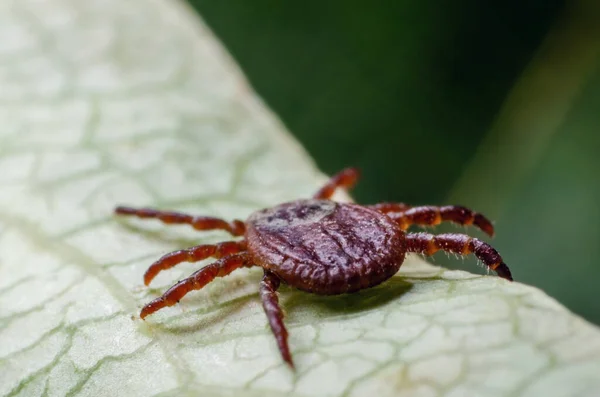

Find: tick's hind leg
[260,270,293,368]
[405,232,512,280]
[313,168,360,200]
[143,241,247,286]
[140,253,252,319]
[373,204,495,237]
[115,206,245,236]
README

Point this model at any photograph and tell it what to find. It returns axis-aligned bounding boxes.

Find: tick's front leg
[374,204,495,237]
[259,270,294,368]
[406,232,512,280]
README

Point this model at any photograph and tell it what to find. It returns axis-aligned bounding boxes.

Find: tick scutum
[245,199,407,295]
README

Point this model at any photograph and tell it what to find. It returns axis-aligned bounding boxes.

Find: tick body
[246,200,405,295]
[115,168,512,368]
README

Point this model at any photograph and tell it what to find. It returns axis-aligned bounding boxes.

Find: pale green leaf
[1,1,600,397]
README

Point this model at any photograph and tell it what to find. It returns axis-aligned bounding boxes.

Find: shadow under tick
[283,277,414,319]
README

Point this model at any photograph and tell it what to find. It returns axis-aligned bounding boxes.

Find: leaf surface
[1,1,600,396]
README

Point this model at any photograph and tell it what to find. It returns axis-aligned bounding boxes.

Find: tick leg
[115,206,245,236]
[260,270,294,368]
[143,240,247,286]
[140,253,252,319]
[368,202,411,213]
[377,205,495,237]
[405,232,513,281]
[313,167,360,199]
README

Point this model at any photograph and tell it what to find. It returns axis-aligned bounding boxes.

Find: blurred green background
[188,1,600,324]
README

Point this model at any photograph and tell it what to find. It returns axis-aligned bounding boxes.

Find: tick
[115,168,512,368]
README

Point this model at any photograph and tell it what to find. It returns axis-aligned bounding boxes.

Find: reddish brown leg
[140,253,252,319]
[405,232,512,280]
[368,202,411,213]
[313,168,360,200]
[376,204,495,237]
[260,270,293,368]
[115,206,246,236]
[143,241,247,286]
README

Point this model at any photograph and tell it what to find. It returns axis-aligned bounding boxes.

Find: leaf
[1,1,599,396]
